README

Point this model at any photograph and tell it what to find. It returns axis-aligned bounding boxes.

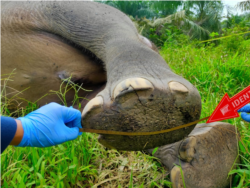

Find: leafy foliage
[98,1,182,19]
[183,1,224,37]
[98,1,155,19]
[98,0,249,47]
[150,1,183,17]
[237,0,250,11]
[2,27,250,187]
[1,1,250,187]
[132,10,210,47]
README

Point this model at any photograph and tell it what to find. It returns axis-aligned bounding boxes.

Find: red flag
[207,85,250,123]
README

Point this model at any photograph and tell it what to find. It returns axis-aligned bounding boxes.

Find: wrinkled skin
[2,2,238,187]
[1,1,201,150]
[148,122,239,188]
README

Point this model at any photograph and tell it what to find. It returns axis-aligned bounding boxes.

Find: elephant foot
[81,77,201,151]
[148,122,239,188]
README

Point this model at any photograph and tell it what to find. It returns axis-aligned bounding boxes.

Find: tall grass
[1,39,250,187]
[1,76,168,188]
[161,39,250,187]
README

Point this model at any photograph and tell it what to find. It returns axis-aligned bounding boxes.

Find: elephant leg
[148,122,239,188]
[41,2,202,151]
[2,2,201,150]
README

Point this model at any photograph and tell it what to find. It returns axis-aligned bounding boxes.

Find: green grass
[1,76,169,188]
[1,39,250,187]
[161,39,250,187]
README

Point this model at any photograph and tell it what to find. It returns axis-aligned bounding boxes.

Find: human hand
[17,102,82,147]
[238,104,250,122]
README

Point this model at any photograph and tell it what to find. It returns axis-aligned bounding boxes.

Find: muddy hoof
[148,122,239,188]
[81,77,201,151]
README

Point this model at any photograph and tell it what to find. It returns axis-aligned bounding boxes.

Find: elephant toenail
[113,78,154,99]
[81,96,103,118]
[169,81,188,94]
[179,137,196,162]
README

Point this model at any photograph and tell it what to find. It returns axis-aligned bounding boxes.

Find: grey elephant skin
[2,2,239,188]
[148,122,239,188]
[1,1,201,151]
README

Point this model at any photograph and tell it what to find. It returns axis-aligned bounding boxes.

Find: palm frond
[136,8,156,19]
[149,10,186,27]
[237,0,250,11]
[137,10,210,40]
[244,12,250,21]
[183,18,210,39]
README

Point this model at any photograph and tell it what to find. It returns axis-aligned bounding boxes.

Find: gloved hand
[238,104,250,122]
[17,102,82,147]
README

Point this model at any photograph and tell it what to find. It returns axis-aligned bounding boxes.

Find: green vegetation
[1,31,250,187]
[1,1,250,187]
[99,0,250,46]
[1,76,170,187]
[160,28,250,188]
[100,1,182,19]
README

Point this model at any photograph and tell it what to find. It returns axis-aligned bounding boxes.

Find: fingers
[66,120,83,136]
[27,102,61,118]
[65,127,81,141]
[238,104,250,113]
[42,103,83,137]
[241,112,250,122]
[63,106,82,136]
[238,104,250,122]
[62,106,82,127]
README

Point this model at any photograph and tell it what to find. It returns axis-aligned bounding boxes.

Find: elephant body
[2,1,201,150]
[1,2,238,187]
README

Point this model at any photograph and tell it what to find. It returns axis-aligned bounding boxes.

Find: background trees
[97,0,250,47]
[237,0,250,11]
[103,1,154,19]
[182,1,224,39]
[102,1,183,19]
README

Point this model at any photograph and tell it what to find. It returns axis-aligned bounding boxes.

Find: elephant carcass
[1,1,201,151]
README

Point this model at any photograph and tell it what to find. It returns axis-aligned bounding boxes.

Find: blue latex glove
[17,102,82,147]
[238,104,250,122]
